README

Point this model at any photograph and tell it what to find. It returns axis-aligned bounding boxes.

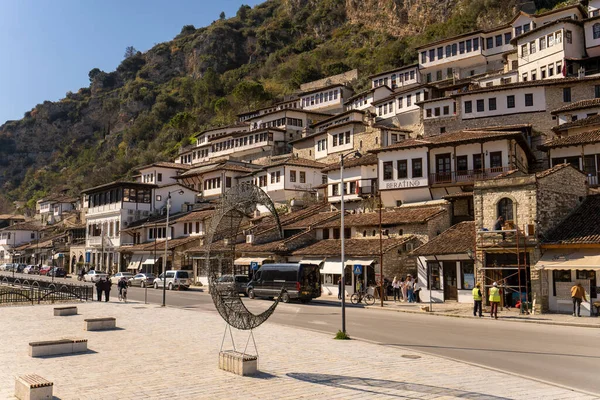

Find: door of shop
[443,262,458,301]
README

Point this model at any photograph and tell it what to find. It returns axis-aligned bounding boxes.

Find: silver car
[129,273,156,288]
[153,270,191,290]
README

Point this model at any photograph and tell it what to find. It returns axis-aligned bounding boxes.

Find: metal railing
[586,174,599,187]
[0,276,93,305]
[429,166,511,185]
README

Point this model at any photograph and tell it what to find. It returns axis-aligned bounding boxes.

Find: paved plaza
[0,300,596,399]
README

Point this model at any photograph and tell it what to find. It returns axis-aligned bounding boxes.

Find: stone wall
[300,69,358,91]
[536,166,588,236]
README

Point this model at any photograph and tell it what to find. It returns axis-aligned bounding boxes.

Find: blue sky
[0,0,263,125]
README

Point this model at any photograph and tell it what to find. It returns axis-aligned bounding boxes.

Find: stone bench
[219,350,258,376]
[54,306,77,316]
[29,338,88,357]
[15,374,53,400]
[84,317,116,331]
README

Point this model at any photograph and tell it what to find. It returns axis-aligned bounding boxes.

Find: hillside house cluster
[7,1,600,315]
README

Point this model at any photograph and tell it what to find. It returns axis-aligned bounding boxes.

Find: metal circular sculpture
[205,184,284,330]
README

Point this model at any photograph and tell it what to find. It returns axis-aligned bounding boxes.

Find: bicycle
[118,287,128,302]
[350,289,375,306]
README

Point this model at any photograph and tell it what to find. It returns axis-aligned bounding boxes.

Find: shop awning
[345,259,375,266]
[234,257,268,266]
[300,257,324,266]
[534,250,600,270]
[321,261,341,274]
[127,255,143,270]
[141,257,156,265]
[53,253,65,259]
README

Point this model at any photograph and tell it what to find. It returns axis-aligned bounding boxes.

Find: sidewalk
[0,301,594,399]
[331,295,600,328]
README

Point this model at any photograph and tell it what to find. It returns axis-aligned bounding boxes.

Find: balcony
[476,228,538,249]
[429,167,511,186]
[586,174,599,187]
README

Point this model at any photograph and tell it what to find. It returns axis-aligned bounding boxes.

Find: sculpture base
[219,351,258,376]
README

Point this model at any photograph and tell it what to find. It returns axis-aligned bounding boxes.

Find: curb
[364,304,600,329]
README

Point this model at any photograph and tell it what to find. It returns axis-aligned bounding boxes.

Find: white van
[153,270,191,290]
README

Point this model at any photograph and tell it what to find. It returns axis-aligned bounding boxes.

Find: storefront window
[552,269,571,296]
[428,262,441,290]
[461,261,475,289]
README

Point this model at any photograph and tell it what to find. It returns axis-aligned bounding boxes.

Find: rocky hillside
[0,0,569,213]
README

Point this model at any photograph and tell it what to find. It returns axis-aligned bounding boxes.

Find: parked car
[153,270,191,290]
[48,267,67,277]
[16,264,28,273]
[39,266,53,276]
[23,265,38,274]
[4,263,17,272]
[215,275,250,296]
[246,263,321,303]
[0,263,9,271]
[129,273,156,288]
[84,270,108,282]
[110,272,134,285]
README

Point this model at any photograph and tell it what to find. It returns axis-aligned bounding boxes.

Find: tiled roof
[544,195,600,245]
[177,162,257,178]
[322,153,378,172]
[367,63,419,79]
[81,181,157,194]
[316,207,446,228]
[0,214,26,220]
[0,222,42,231]
[552,115,600,132]
[283,211,340,229]
[136,161,191,171]
[120,236,199,252]
[491,169,522,179]
[291,237,413,257]
[539,129,600,150]
[249,203,332,232]
[266,157,327,170]
[442,192,474,200]
[454,76,600,97]
[371,130,522,153]
[535,163,581,179]
[174,209,214,223]
[411,221,475,256]
[552,98,600,115]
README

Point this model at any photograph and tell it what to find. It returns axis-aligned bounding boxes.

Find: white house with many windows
[82,181,158,272]
[322,153,378,209]
[345,86,393,112]
[369,64,420,90]
[300,84,354,114]
[371,130,533,207]
[0,222,40,263]
[238,156,326,206]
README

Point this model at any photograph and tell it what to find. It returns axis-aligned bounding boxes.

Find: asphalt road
[124,286,600,395]
[3,273,600,394]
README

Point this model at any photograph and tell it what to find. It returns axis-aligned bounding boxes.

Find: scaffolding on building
[476,225,536,314]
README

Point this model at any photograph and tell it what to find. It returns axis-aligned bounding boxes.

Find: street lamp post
[340,150,361,334]
[162,189,184,307]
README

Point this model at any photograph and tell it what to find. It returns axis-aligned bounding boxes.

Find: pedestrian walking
[337,277,342,300]
[489,282,501,319]
[392,277,400,302]
[472,283,483,317]
[571,282,588,317]
[104,278,112,302]
[95,279,104,302]
[406,274,414,303]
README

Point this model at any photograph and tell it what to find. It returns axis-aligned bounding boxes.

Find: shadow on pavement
[286,373,509,399]
[384,343,600,359]
[37,349,98,359]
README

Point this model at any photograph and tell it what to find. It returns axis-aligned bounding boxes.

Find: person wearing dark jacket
[103,278,112,302]
[95,279,104,302]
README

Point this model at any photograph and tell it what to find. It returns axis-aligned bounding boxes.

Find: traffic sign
[353,264,363,275]
[250,261,259,270]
